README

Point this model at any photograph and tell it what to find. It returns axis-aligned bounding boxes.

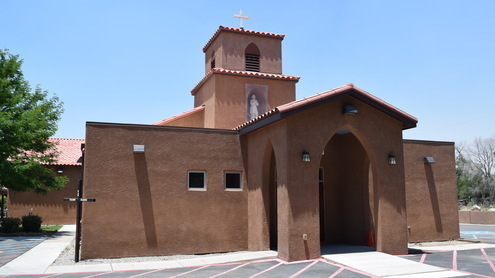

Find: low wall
[459,211,495,224]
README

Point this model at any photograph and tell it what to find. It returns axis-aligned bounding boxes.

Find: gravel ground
[52,239,251,266]
[408,240,477,248]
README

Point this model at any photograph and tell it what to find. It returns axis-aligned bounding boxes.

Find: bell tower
[190,26,299,129]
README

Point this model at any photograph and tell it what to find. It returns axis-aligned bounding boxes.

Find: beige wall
[403,140,459,242]
[81,123,247,259]
[163,109,205,128]
[8,166,79,224]
[204,31,283,74]
[243,94,409,261]
[459,211,495,224]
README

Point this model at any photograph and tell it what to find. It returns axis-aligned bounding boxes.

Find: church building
[81,26,459,262]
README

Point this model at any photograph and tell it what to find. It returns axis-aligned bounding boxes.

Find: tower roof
[203,26,285,53]
[191,68,300,95]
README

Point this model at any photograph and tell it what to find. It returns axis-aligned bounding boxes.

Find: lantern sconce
[302,151,311,162]
[133,145,145,153]
[342,104,358,116]
[388,154,397,165]
[424,157,436,164]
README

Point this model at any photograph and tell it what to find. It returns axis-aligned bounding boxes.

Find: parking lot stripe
[327,266,344,278]
[248,261,283,277]
[171,265,208,277]
[287,259,318,278]
[452,250,457,270]
[419,253,427,263]
[481,248,495,272]
[210,262,249,277]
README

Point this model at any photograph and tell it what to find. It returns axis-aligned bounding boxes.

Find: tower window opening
[210,50,216,69]
[245,43,260,72]
[245,53,260,72]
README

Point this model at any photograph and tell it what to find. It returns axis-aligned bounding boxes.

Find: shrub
[22,215,43,232]
[0,217,21,233]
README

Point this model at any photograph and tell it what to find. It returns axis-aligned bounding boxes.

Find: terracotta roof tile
[234,83,418,131]
[47,138,84,166]
[191,68,299,95]
[153,105,205,126]
[203,26,285,52]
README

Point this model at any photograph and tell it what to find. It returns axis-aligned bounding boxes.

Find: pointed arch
[245,43,260,72]
[318,127,377,248]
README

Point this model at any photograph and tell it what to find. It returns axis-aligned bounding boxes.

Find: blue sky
[2,0,494,144]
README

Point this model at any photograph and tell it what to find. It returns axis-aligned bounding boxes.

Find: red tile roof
[203,26,285,52]
[191,68,300,95]
[234,83,418,131]
[48,138,84,166]
[152,105,205,126]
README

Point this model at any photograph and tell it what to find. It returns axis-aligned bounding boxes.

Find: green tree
[0,49,67,194]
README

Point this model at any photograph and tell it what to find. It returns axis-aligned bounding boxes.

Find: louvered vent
[211,59,215,69]
[245,53,260,72]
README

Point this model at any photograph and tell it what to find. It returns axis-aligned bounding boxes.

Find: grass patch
[40,225,63,232]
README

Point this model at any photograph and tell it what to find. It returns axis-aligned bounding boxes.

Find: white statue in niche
[249,94,259,120]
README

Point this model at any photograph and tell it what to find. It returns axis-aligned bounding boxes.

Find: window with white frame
[225,172,242,190]
[188,171,206,189]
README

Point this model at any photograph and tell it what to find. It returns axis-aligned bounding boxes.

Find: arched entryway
[319,129,375,247]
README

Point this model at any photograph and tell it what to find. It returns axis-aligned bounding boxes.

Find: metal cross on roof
[234,9,249,29]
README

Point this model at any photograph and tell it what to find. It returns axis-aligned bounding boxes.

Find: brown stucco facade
[7,166,79,224]
[81,123,247,259]
[403,140,459,242]
[79,26,459,261]
[7,138,84,225]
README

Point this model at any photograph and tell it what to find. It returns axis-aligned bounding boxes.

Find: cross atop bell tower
[234,9,249,29]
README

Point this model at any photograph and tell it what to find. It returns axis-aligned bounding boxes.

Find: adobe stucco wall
[459,211,495,224]
[194,74,296,129]
[403,140,459,242]
[242,94,409,261]
[81,123,247,259]
[7,166,79,224]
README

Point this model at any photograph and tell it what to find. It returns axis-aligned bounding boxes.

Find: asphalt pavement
[3,224,495,277]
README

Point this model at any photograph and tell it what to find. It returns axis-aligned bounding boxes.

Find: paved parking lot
[402,247,495,278]
[0,258,373,278]
[460,224,495,244]
[0,237,46,268]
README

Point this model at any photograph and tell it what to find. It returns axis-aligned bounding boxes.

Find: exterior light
[302,151,310,162]
[424,157,436,164]
[342,104,358,115]
[388,155,396,165]
[133,145,145,153]
[57,168,64,174]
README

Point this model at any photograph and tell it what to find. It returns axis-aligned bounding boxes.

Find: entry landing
[322,245,466,278]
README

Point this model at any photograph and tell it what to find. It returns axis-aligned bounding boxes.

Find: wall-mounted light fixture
[424,157,436,164]
[302,151,310,162]
[388,154,397,165]
[133,145,145,153]
[342,104,358,115]
[57,168,64,174]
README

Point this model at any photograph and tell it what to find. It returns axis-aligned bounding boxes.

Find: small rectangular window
[225,172,242,190]
[188,171,206,189]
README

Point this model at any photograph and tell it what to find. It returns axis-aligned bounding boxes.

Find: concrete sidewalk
[0,225,76,275]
